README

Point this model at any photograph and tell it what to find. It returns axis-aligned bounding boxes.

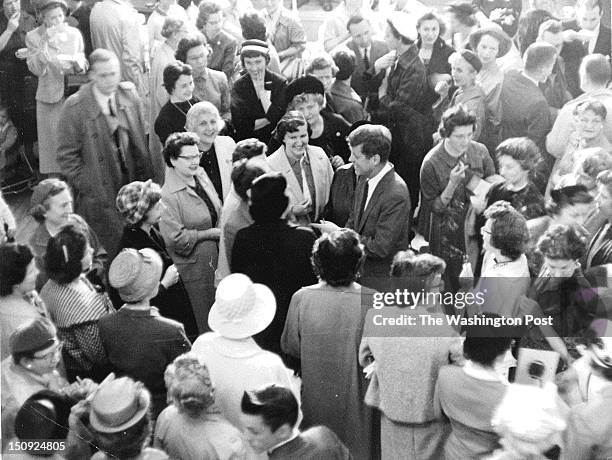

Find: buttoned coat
[57,81,154,258]
[206,30,238,80]
[267,145,333,225]
[159,166,222,333]
[346,166,411,290]
[231,69,287,143]
[346,38,389,101]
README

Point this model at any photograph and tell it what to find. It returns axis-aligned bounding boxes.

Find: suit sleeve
[527,99,552,152]
[361,191,411,259]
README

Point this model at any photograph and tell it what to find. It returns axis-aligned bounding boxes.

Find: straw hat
[109,248,163,303]
[208,273,276,339]
[90,377,151,433]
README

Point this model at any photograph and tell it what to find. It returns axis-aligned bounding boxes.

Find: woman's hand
[7,11,20,34]
[449,161,469,185]
[434,80,451,98]
[160,264,180,289]
[330,155,344,170]
[291,202,310,216]
[374,52,396,73]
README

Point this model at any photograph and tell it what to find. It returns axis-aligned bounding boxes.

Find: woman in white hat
[191,273,299,432]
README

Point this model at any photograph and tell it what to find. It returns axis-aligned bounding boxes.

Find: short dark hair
[537,224,589,260]
[175,34,208,64]
[484,201,529,260]
[580,54,611,86]
[249,172,289,222]
[440,104,476,137]
[306,54,337,76]
[445,2,477,27]
[347,124,392,162]
[241,385,299,432]
[332,49,355,80]
[547,184,593,215]
[516,9,553,55]
[240,10,267,41]
[346,14,368,32]
[231,159,265,202]
[0,244,34,296]
[538,18,563,36]
[45,224,88,284]
[495,137,541,171]
[417,11,446,37]
[232,138,267,162]
[390,251,445,294]
[163,61,193,95]
[272,111,308,144]
[311,229,364,287]
[163,131,200,167]
[15,390,73,451]
[196,0,222,30]
[463,316,514,366]
[523,42,557,73]
[574,98,607,120]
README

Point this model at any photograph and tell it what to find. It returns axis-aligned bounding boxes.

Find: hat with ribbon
[115,180,162,226]
[109,248,163,303]
[208,273,276,339]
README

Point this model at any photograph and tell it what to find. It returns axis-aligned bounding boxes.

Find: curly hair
[163,131,200,167]
[231,159,265,202]
[440,104,477,138]
[168,360,215,418]
[175,33,209,64]
[311,229,364,287]
[495,137,541,171]
[0,244,34,296]
[239,10,267,41]
[574,98,607,120]
[196,0,222,30]
[484,201,529,260]
[272,111,308,144]
[537,224,589,261]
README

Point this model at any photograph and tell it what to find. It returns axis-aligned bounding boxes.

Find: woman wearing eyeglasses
[160,132,222,335]
[1,318,68,448]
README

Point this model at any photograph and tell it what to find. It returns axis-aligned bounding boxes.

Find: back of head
[347,124,392,162]
[241,385,299,432]
[580,53,612,88]
[463,314,514,366]
[484,201,529,260]
[445,2,477,27]
[249,172,289,222]
[516,9,553,55]
[240,9,267,41]
[45,224,87,284]
[0,243,34,296]
[536,223,589,261]
[523,42,557,73]
[311,229,364,287]
[390,251,446,293]
[231,159,266,202]
[547,184,593,216]
[332,49,356,81]
[232,138,267,162]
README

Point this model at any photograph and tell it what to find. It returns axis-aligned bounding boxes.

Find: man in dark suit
[313,124,412,291]
[500,42,557,191]
[345,15,389,107]
[564,0,611,57]
[241,385,352,460]
[231,40,287,144]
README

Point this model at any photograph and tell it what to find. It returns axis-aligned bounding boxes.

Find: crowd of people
[1,0,612,457]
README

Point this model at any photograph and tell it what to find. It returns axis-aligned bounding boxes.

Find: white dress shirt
[364,162,392,209]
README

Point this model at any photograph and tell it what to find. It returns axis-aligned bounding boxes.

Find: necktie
[108,97,116,117]
[363,48,370,70]
[358,179,369,222]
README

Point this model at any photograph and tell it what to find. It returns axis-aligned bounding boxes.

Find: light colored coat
[160,166,222,333]
[57,81,153,257]
[267,145,333,224]
[90,0,146,96]
[25,24,86,104]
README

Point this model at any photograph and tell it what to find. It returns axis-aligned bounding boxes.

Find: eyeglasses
[177,153,203,162]
[32,342,63,360]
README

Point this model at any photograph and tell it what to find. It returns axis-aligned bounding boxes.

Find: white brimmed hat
[387,12,418,42]
[208,273,276,339]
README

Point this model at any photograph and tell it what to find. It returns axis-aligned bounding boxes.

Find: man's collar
[521,71,541,87]
[92,84,114,113]
[366,162,392,187]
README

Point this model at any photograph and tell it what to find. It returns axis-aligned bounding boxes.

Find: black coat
[324,163,357,227]
[417,36,454,107]
[231,70,287,144]
[154,97,198,146]
[112,225,199,340]
[231,220,317,356]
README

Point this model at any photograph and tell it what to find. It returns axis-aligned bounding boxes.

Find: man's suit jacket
[585,221,612,270]
[57,81,153,257]
[563,19,611,57]
[346,166,411,287]
[267,145,333,225]
[213,135,236,201]
[346,38,389,100]
[269,426,352,460]
[324,163,357,227]
[207,30,238,80]
[90,0,145,96]
[231,70,287,143]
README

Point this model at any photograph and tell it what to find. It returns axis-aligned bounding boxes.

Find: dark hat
[240,39,269,56]
[286,75,325,104]
[457,49,482,72]
[469,25,512,58]
[9,318,57,355]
